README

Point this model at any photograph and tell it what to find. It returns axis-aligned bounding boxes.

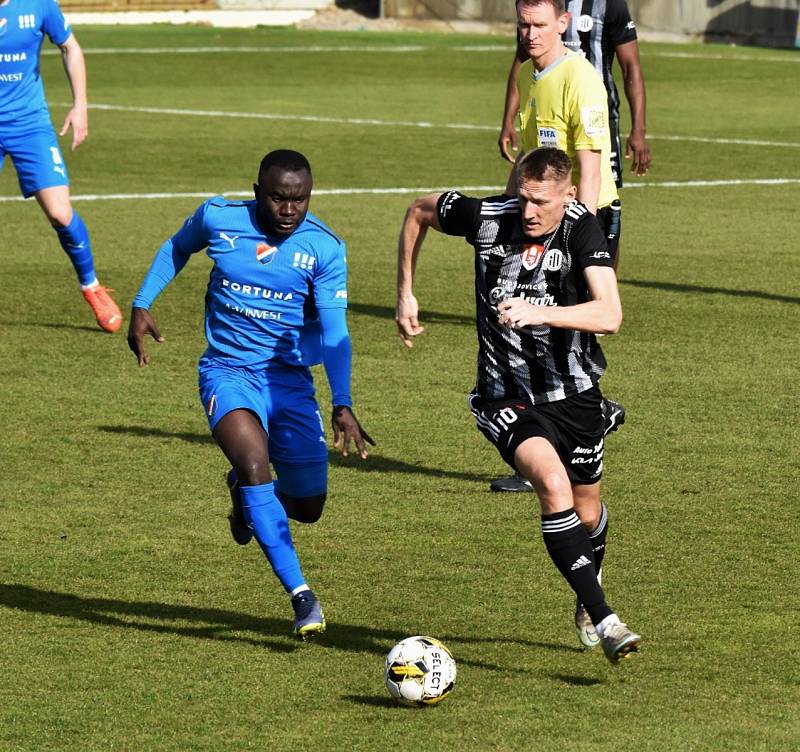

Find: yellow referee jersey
[517,51,618,209]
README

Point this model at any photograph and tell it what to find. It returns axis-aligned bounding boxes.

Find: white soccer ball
[384,635,457,706]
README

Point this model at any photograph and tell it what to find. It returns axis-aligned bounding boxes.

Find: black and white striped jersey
[564,0,638,124]
[436,190,615,405]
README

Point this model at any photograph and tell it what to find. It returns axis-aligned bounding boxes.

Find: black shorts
[468,387,605,485]
[597,199,621,260]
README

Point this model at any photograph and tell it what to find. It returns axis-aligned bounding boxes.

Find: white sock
[596,613,621,637]
[291,584,310,597]
[80,278,99,291]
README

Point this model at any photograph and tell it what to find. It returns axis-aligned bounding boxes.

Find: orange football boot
[82,284,123,333]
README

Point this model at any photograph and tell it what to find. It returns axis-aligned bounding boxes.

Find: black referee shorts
[468,387,605,485]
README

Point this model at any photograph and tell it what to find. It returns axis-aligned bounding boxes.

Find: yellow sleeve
[567,64,610,152]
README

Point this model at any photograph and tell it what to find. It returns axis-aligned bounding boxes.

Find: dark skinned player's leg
[270,460,328,524]
[212,408,307,594]
[213,408,272,484]
[276,490,326,523]
[216,411,325,524]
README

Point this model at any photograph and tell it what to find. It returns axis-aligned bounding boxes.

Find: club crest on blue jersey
[0,19,7,37]
[256,242,278,265]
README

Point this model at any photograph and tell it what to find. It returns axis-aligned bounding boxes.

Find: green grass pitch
[0,25,798,751]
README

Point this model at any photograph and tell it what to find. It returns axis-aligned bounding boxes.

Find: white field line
[649,135,800,148]
[66,103,800,149]
[45,45,436,55]
[650,50,800,64]
[2,179,800,203]
[82,102,492,131]
[42,45,800,64]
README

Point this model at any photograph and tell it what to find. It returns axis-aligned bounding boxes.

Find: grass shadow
[96,426,494,483]
[328,451,493,483]
[620,278,800,305]
[342,695,406,708]
[0,584,537,671]
[349,302,474,327]
[0,320,100,333]
[446,634,583,655]
[98,424,215,445]
[547,672,605,686]
[1,583,296,652]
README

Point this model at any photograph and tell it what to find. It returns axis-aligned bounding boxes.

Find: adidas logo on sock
[571,555,592,571]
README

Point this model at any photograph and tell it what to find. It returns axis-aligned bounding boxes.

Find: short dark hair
[258,149,312,182]
[518,147,572,183]
[516,0,566,14]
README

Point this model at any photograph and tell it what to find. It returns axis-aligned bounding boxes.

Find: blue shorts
[198,358,328,486]
[0,114,70,197]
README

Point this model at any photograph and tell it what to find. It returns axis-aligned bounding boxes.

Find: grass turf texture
[1,25,799,751]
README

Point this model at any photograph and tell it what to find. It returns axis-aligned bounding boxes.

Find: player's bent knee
[283,493,327,524]
[577,509,601,531]
[573,486,602,529]
[47,208,74,229]
[272,461,327,521]
[36,190,73,227]
[535,469,572,504]
[233,457,271,486]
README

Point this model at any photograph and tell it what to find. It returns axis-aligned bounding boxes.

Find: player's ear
[564,183,577,205]
[253,183,259,200]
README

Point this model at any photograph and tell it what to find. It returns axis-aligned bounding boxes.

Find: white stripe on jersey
[565,201,588,220]
[482,208,520,217]
[482,197,517,209]
[481,198,519,216]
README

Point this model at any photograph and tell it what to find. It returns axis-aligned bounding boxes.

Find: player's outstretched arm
[331,406,375,460]
[498,52,524,163]
[127,224,203,366]
[58,35,88,151]
[616,40,650,176]
[396,193,444,348]
[128,207,208,366]
[127,307,165,367]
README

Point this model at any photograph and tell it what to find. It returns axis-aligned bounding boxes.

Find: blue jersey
[133,197,349,369]
[0,0,71,125]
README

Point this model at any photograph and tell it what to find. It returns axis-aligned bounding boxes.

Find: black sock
[589,503,609,577]
[541,508,612,625]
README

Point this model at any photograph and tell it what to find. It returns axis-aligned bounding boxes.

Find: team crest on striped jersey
[521,243,545,271]
[256,242,278,265]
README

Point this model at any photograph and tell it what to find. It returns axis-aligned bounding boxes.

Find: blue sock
[55,212,96,286]
[240,482,305,593]
[231,470,281,498]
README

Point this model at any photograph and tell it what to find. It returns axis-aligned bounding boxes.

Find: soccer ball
[384,635,457,706]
